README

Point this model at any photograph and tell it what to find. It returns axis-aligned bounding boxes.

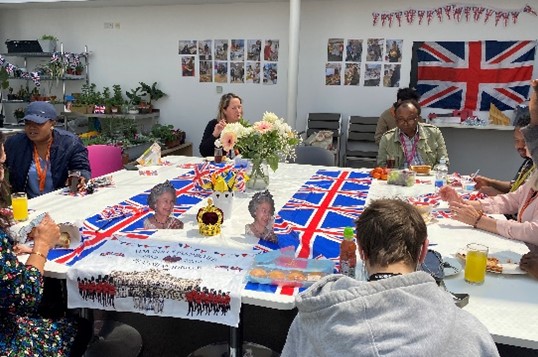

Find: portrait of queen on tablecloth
[245,190,278,243]
[143,181,184,230]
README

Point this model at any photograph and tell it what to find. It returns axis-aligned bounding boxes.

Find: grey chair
[345,116,378,168]
[85,320,143,357]
[304,113,343,166]
[294,145,335,166]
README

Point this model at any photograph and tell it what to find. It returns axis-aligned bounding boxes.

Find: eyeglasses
[395,116,418,124]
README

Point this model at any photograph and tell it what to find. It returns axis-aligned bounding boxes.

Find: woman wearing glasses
[199,93,243,157]
[377,99,449,169]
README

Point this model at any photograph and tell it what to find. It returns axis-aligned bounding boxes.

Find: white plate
[442,257,462,276]
[456,249,526,275]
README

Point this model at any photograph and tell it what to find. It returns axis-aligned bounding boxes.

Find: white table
[15,158,538,350]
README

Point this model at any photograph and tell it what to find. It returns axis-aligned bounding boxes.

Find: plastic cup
[11,192,29,221]
[464,243,488,285]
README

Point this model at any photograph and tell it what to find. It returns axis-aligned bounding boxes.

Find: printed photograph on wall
[325,63,342,85]
[230,62,245,83]
[181,56,195,77]
[199,61,213,82]
[345,39,363,62]
[230,39,245,61]
[198,40,212,60]
[263,63,278,85]
[246,61,260,83]
[364,63,381,87]
[214,61,228,83]
[247,40,262,61]
[385,39,403,63]
[344,63,360,86]
[383,64,400,87]
[264,40,279,61]
[327,38,344,61]
[179,40,197,55]
[366,38,383,62]
[214,40,229,61]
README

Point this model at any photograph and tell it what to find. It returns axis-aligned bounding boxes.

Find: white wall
[0,0,536,179]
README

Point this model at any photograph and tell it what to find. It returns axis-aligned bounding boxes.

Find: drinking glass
[464,243,488,285]
[11,192,29,221]
[386,156,395,169]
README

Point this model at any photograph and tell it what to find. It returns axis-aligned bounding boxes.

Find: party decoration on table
[199,167,248,193]
[138,168,159,176]
[489,103,511,125]
[197,198,224,236]
[219,112,301,190]
[428,108,474,122]
[407,193,441,207]
[372,4,537,27]
[136,142,162,166]
[66,236,257,327]
[245,190,278,244]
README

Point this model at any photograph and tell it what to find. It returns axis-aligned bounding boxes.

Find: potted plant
[139,81,167,110]
[126,87,142,114]
[150,124,185,148]
[38,34,58,53]
[110,84,124,113]
[13,107,25,121]
[75,63,84,76]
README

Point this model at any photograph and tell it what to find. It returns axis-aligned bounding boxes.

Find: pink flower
[253,121,273,134]
[221,131,237,152]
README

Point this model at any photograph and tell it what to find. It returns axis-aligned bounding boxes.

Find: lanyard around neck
[518,189,538,223]
[33,140,52,192]
[399,130,419,166]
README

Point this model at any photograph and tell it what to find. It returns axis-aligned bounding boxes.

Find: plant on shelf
[13,107,25,120]
[139,81,167,106]
[39,34,58,53]
[110,84,124,113]
[75,63,84,76]
[150,124,185,148]
[126,86,142,114]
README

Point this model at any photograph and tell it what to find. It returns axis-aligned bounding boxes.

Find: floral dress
[0,233,78,356]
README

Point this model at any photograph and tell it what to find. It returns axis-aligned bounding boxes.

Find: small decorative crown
[197,198,224,236]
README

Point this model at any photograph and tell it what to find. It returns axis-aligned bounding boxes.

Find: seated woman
[5,101,91,198]
[245,190,277,243]
[143,180,184,229]
[0,130,91,354]
[281,199,498,356]
[439,79,538,245]
[199,93,243,157]
[377,99,449,169]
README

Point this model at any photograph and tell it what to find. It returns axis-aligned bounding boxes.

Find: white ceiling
[0,0,293,10]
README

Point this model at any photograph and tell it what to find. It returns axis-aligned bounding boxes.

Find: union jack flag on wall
[410,40,536,111]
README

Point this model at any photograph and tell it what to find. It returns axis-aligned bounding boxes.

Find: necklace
[154,216,170,227]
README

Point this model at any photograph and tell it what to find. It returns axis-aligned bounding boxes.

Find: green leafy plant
[111,84,124,107]
[41,34,58,41]
[0,68,9,91]
[139,81,166,105]
[126,87,142,106]
[13,107,25,120]
[150,124,184,144]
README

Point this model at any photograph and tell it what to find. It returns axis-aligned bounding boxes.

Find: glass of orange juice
[11,192,29,222]
[464,243,488,285]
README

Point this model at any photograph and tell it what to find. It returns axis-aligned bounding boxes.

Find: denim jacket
[5,129,91,195]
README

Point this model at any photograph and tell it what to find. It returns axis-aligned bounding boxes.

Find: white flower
[262,112,279,123]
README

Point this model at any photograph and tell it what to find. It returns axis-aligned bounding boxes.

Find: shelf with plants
[0,41,90,128]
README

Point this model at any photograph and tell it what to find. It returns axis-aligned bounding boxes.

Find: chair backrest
[306,113,342,138]
[347,116,377,143]
[294,145,335,166]
[87,144,124,178]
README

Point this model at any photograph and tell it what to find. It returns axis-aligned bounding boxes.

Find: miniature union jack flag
[410,40,536,111]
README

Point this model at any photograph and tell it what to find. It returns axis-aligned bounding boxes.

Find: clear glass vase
[246,159,270,190]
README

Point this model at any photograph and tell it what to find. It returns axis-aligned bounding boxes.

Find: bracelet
[473,211,484,229]
[30,251,47,260]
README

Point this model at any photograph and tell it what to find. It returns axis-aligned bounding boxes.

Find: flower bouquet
[219,112,301,190]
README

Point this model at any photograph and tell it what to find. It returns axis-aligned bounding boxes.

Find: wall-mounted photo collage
[178,39,280,85]
[325,38,402,88]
